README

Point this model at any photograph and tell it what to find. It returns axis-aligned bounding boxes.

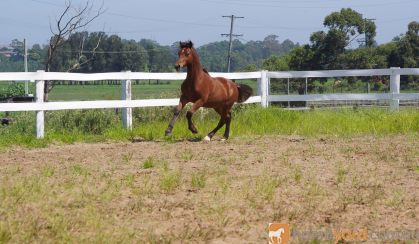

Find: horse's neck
[186,51,203,80]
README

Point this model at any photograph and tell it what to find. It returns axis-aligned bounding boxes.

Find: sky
[1,0,418,48]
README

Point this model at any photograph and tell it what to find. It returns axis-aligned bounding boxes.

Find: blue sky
[1,0,418,47]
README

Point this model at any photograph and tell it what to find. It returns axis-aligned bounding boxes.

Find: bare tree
[44,0,104,101]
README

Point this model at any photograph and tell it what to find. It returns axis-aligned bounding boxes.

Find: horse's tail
[237,84,253,103]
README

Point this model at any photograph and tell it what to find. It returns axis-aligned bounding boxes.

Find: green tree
[262,55,290,71]
[388,21,419,68]
[287,8,377,70]
[120,40,148,71]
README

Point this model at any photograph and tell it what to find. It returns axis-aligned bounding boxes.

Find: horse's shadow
[129,136,204,143]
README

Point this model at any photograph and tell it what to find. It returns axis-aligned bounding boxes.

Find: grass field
[0,79,258,101]
[0,106,418,148]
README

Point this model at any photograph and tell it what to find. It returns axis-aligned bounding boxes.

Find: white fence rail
[1,68,418,138]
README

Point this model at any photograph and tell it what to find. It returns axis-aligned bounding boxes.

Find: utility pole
[363,18,376,47]
[221,15,243,72]
[23,38,29,95]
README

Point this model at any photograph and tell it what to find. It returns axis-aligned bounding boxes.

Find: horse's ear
[179,40,194,49]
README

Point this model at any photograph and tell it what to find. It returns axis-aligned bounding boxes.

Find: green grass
[46,79,257,101]
[1,80,258,101]
[48,82,183,101]
[0,106,418,148]
[142,157,156,169]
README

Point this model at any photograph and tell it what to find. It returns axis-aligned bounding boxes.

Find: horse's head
[175,41,194,71]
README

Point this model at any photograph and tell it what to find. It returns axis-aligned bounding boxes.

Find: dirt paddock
[0,135,418,243]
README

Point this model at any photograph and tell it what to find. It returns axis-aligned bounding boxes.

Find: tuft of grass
[142,157,156,169]
[386,190,405,208]
[122,152,133,163]
[336,162,349,184]
[41,164,55,177]
[159,169,181,192]
[180,149,194,161]
[70,164,90,177]
[293,166,303,183]
[255,176,280,201]
[191,170,207,189]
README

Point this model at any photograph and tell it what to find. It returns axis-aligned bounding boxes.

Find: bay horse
[165,41,253,141]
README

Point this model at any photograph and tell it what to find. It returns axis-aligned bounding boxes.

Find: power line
[199,0,418,9]
[221,15,244,72]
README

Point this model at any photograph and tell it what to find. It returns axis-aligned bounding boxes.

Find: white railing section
[0,68,418,138]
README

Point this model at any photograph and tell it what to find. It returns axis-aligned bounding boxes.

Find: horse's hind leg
[223,111,232,139]
[204,107,227,141]
[186,99,205,134]
[204,116,226,141]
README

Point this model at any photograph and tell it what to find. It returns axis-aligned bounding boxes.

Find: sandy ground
[0,135,418,243]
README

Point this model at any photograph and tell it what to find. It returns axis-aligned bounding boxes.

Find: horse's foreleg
[186,99,205,134]
[165,99,185,136]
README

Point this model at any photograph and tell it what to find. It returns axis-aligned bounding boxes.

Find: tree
[139,39,175,72]
[287,8,377,70]
[120,40,149,71]
[44,0,104,101]
[262,55,289,71]
[388,21,419,68]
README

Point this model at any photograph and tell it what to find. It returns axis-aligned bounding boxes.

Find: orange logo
[268,223,290,244]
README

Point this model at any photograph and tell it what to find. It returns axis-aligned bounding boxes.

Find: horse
[165,41,253,141]
[269,228,285,244]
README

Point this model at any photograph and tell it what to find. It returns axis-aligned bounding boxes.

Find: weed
[0,222,12,243]
[336,162,348,184]
[293,166,303,183]
[159,170,181,192]
[41,164,55,177]
[255,176,280,201]
[386,190,405,208]
[122,152,133,163]
[191,171,207,189]
[70,164,90,177]
[124,174,135,188]
[180,149,194,161]
[143,157,155,169]
[216,175,230,195]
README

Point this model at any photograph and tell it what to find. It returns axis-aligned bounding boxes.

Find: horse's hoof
[165,130,172,137]
[203,136,211,141]
[189,127,198,134]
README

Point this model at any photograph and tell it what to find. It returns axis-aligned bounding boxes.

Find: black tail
[237,84,253,103]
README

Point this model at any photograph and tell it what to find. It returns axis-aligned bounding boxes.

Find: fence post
[390,67,400,111]
[258,70,269,107]
[35,70,45,138]
[122,71,132,129]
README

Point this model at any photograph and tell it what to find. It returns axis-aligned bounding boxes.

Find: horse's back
[205,76,238,107]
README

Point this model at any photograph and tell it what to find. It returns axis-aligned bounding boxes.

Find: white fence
[0,68,418,138]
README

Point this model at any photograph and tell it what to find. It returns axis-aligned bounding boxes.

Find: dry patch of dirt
[0,135,418,243]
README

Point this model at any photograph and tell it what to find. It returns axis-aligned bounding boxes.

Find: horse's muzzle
[175,64,180,71]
